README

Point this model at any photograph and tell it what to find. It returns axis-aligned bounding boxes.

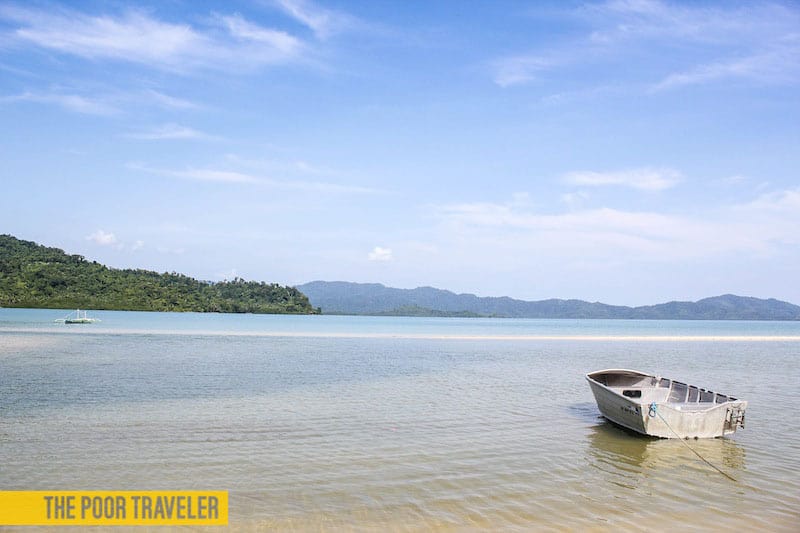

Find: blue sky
[1,0,799,305]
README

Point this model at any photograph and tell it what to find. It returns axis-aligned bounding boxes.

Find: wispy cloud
[436,201,730,260]
[561,190,589,209]
[143,89,201,110]
[492,55,555,88]
[2,6,205,67]
[272,0,355,39]
[651,40,800,91]
[1,87,206,116]
[738,187,800,213]
[440,201,677,236]
[651,58,751,91]
[583,0,796,46]
[222,153,348,179]
[492,0,800,90]
[0,60,38,78]
[563,167,681,191]
[433,187,800,262]
[0,4,306,72]
[135,165,262,184]
[0,90,118,115]
[126,123,219,141]
[219,13,301,54]
[130,162,384,193]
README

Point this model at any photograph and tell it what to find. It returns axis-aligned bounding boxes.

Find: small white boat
[586,369,746,439]
[55,309,100,324]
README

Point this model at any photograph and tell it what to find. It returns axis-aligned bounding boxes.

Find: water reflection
[585,419,746,482]
[567,402,605,424]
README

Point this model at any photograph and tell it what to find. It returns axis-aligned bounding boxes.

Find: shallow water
[1,310,798,530]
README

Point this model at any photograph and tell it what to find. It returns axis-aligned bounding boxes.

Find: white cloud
[272,0,354,39]
[651,40,800,91]
[433,188,800,264]
[293,160,338,176]
[0,4,306,72]
[86,231,149,251]
[126,123,218,141]
[220,13,302,54]
[392,189,800,303]
[492,0,800,90]
[562,167,681,191]
[586,0,800,48]
[561,190,589,209]
[738,187,800,212]
[585,0,744,43]
[163,167,262,184]
[1,88,205,116]
[492,54,554,87]
[436,202,696,262]
[86,230,117,246]
[653,58,757,92]
[439,201,675,236]
[4,6,204,65]
[130,162,384,193]
[143,89,201,110]
[368,246,393,261]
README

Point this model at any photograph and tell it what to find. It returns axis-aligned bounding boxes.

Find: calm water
[1,309,799,530]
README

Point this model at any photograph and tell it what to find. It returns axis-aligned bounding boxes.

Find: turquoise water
[3,307,800,337]
[1,309,799,530]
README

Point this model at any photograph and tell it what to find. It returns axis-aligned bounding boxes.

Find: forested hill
[0,235,318,314]
[297,281,800,320]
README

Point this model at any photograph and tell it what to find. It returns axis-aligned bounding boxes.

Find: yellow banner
[0,491,228,526]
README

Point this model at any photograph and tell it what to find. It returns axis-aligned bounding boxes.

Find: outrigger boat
[55,309,100,324]
[586,369,746,439]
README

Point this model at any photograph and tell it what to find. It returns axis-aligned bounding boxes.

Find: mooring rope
[648,402,738,482]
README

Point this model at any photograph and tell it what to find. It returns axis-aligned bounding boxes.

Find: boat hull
[586,369,746,439]
[587,378,648,434]
[56,309,99,324]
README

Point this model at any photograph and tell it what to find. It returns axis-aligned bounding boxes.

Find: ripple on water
[1,333,799,530]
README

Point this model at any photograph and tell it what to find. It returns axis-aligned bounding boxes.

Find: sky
[1,0,799,306]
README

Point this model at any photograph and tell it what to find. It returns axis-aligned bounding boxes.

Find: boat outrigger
[586,369,746,439]
[55,309,100,324]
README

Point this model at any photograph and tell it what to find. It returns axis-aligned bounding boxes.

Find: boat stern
[642,400,748,438]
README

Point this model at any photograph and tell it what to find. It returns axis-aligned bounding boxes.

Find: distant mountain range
[297,281,800,320]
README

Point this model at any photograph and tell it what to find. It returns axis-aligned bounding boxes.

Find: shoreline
[2,327,800,341]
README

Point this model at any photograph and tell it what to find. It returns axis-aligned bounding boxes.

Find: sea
[1,308,799,531]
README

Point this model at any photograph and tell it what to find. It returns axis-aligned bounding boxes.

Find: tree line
[0,234,319,314]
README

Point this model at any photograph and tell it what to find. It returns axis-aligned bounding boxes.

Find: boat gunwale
[586,368,652,381]
[585,368,741,412]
